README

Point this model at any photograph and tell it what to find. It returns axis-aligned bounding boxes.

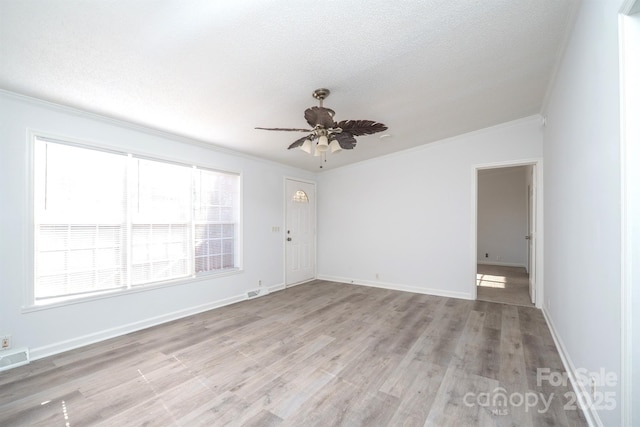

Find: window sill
[21,268,244,313]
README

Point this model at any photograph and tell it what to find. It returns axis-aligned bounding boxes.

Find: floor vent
[0,348,30,372]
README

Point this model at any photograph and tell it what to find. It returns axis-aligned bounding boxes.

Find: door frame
[471,158,544,308]
[283,177,317,287]
[527,166,537,303]
[619,2,640,424]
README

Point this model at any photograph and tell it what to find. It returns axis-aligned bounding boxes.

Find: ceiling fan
[255,88,388,158]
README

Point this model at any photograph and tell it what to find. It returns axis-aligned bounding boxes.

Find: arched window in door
[292,190,309,203]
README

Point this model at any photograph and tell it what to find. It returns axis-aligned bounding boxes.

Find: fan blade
[334,120,388,136]
[304,107,335,129]
[287,135,311,150]
[255,127,312,132]
[333,132,357,149]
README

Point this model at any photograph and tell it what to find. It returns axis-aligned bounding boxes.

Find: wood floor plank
[0,389,89,427]
[241,409,283,427]
[424,366,501,427]
[93,394,176,427]
[385,359,447,426]
[267,366,335,419]
[174,390,254,426]
[0,280,587,426]
[231,334,334,395]
[496,305,534,426]
[283,375,399,426]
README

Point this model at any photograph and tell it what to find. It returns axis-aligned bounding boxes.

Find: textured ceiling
[0,0,578,171]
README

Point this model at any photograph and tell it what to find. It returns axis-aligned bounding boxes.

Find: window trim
[24,130,244,311]
[21,268,243,313]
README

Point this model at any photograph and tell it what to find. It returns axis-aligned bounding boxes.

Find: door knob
[287,237,292,241]
[525,235,531,240]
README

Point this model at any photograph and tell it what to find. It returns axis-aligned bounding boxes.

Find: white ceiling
[0,0,578,172]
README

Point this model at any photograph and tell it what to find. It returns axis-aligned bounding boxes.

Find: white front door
[285,179,316,286]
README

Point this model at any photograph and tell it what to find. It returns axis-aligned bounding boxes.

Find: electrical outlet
[258,280,262,287]
[375,273,379,280]
[1,335,11,350]
[485,253,488,258]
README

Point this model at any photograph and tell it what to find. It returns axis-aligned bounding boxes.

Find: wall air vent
[247,290,260,298]
[247,289,269,299]
[0,348,30,372]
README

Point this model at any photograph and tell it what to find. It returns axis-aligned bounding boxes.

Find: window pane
[35,224,126,299]
[133,159,191,223]
[222,224,235,238]
[34,139,127,301]
[131,224,190,285]
[36,141,126,223]
[194,169,239,274]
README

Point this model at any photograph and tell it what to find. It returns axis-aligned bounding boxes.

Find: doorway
[476,264,533,306]
[474,162,539,306]
[285,178,316,286]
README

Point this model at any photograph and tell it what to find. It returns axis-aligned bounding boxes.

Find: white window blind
[194,169,238,272]
[130,159,192,285]
[33,137,240,303]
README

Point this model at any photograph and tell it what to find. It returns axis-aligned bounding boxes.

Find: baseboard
[541,306,603,427]
[317,275,473,300]
[282,278,317,289]
[267,283,286,293]
[29,294,247,361]
[477,261,528,269]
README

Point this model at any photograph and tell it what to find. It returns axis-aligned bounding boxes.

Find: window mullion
[125,154,134,289]
[190,167,196,277]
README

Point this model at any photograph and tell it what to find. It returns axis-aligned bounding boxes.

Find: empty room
[0,1,638,426]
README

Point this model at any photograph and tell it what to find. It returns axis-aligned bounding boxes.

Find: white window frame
[25,131,243,310]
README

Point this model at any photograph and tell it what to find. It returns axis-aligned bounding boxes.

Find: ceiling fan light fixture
[300,138,312,153]
[316,134,329,152]
[329,139,342,153]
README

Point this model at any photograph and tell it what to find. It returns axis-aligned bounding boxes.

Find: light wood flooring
[0,280,585,426]
[477,264,534,307]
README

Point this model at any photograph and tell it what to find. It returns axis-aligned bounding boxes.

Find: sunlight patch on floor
[476,274,507,289]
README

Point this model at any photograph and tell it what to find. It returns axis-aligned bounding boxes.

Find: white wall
[542,0,623,425]
[317,116,542,299]
[0,92,314,359]
[477,167,528,267]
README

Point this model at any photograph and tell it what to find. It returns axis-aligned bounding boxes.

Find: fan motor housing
[312,88,330,101]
